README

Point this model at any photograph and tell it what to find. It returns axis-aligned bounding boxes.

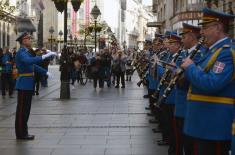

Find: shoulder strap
[230,48,235,80]
[204,47,223,72]
[188,45,234,100]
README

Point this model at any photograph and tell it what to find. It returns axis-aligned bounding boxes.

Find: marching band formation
[134,8,235,155]
[2,5,235,155]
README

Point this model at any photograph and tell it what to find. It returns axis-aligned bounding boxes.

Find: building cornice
[0,10,16,22]
[170,11,202,24]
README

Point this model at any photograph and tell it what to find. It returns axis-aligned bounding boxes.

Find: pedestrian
[90,53,105,88]
[113,50,126,88]
[40,48,51,87]
[125,50,133,81]
[71,52,81,88]
[0,48,3,90]
[34,48,43,95]
[1,47,14,98]
[101,49,112,87]
[15,32,56,140]
[175,23,206,155]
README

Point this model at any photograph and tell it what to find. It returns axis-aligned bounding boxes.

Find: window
[7,24,9,47]
[67,8,71,19]
[79,8,84,19]
[67,25,71,34]
[3,22,5,47]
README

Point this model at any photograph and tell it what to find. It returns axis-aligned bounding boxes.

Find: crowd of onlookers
[0,46,138,98]
[60,46,137,89]
[0,47,50,98]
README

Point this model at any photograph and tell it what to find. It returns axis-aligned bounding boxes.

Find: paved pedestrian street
[0,66,167,155]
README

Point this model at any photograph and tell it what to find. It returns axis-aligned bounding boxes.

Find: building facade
[152,0,204,33]
[209,0,235,38]
[0,9,16,48]
[42,0,58,49]
[152,0,234,37]
[53,0,155,50]
[0,0,18,48]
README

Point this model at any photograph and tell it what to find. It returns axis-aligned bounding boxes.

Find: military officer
[146,36,164,113]
[155,33,182,154]
[181,8,235,155]
[15,32,56,140]
[175,23,206,155]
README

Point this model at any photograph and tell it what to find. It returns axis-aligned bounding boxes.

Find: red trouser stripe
[194,142,198,155]
[215,142,221,155]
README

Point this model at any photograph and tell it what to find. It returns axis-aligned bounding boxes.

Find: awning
[16,17,36,33]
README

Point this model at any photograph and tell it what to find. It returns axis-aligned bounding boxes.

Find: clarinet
[154,37,205,108]
[136,52,153,87]
[151,49,182,99]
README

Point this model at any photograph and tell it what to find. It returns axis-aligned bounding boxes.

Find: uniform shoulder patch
[212,61,225,74]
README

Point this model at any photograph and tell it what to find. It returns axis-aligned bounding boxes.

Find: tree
[79,27,91,46]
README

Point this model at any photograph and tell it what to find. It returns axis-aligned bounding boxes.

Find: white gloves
[42,51,57,60]
[46,72,53,79]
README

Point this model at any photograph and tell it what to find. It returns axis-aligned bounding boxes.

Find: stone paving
[0,65,167,155]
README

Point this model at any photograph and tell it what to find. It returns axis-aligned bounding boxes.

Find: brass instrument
[154,37,205,108]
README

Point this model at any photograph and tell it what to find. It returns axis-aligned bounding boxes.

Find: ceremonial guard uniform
[174,23,208,155]
[232,43,235,155]
[146,36,164,112]
[15,32,56,140]
[155,33,182,154]
[181,8,235,155]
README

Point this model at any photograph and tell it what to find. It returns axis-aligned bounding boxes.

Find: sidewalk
[0,65,167,155]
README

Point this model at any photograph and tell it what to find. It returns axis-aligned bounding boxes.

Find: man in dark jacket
[1,47,14,97]
[101,49,112,87]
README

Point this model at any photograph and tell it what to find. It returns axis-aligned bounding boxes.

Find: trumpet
[154,37,205,108]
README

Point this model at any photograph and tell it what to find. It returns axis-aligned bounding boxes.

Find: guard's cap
[180,23,201,35]
[164,31,177,38]
[167,33,181,43]
[199,7,235,25]
[145,39,152,45]
[155,33,163,38]
[16,31,30,42]
[232,39,235,44]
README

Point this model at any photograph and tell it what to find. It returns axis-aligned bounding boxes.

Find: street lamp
[90,5,101,53]
[52,0,83,100]
[49,26,55,51]
[59,30,63,53]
